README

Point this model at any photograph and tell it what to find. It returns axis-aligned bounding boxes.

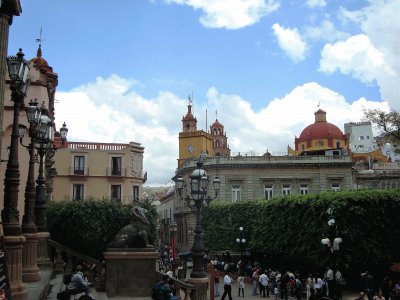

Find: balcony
[107,167,126,177]
[69,167,89,176]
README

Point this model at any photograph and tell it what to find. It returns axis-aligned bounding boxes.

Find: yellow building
[52,141,147,204]
[178,101,214,167]
[288,109,348,156]
[178,100,231,167]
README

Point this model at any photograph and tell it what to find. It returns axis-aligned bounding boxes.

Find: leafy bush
[46,199,158,260]
[203,189,400,277]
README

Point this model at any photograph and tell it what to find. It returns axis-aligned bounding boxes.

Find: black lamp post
[321,207,342,265]
[236,226,246,260]
[20,100,68,232]
[170,221,178,260]
[2,48,30,236]
[175,155,220,279]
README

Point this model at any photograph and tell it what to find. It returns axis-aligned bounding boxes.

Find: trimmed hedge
[46,199,158,260]
[203,189,400,276]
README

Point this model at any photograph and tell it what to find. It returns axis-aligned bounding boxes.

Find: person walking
[214,268,221,297]
[252,267,260,296]
[221,271,233,300]
[259,270,270,297]
[238,273,245,297]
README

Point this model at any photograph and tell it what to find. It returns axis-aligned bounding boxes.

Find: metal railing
[48,239,106,291]
[155,270,197,300]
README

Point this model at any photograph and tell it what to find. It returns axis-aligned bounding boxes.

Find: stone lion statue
[109,206,150,248]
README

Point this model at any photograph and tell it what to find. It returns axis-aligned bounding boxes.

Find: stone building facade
[52,141,147,205]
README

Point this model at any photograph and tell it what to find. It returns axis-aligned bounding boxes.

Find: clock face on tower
[187,144,195,153]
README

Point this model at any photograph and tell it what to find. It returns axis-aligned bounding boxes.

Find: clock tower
[178,98,213,167]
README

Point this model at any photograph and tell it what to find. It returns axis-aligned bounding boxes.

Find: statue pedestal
[104,248,159,297]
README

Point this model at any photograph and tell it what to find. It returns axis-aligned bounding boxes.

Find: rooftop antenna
[36,27,45,47]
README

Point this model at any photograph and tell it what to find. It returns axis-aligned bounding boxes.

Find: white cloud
[358,0,400,110]
[165,0,280,29]
[204,83,387,155]
[55,76,388,186]
[304,20,349,42]
[272,23,307,62]
[335,0,400,110]
[319,34,398,109]
[305,0,326,9]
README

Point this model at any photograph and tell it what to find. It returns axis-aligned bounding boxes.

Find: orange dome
[299,122,344,140]
[293,109,347,153]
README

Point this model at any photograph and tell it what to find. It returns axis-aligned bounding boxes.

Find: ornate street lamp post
[236,226,246,260]
[21,100,68,232]
[170,221,178,260]
[321,207,343,265]
[2,48,30,300]
[175,156,220,280]
[2,48,30,236]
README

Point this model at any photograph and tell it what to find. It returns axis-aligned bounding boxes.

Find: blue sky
[7,0,399,186]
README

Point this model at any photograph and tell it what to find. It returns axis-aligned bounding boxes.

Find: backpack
[151,281,164,300]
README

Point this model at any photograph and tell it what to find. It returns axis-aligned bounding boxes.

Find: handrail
[48,239,106,291]
[48,239,103,267]
[155,270,197,300]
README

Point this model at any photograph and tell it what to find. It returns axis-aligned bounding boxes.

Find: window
[232,186,241,202]
[73,184,84,200]
[359,136,364,140]
[300,184,309,195]
[264,185,274,200]
[282,184,291,196]
[331,183,341,192]
[111,157,122,176]
[132,186,139,202]
[336,142,341,148]
[74,156,85,175]
[111,185,121,201]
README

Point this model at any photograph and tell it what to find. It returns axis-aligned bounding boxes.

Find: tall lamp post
[2,48,30,300]
[2,48,30,235]
[18,99,68,280]
[175,155,220,290]
[321,207,343,266]
[20,100,67,232]
[170,221,178,260]
[236,226,246,260]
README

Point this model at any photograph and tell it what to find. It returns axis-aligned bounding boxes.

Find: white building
[344,121,377,153]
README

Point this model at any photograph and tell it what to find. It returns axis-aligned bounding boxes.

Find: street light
[170,221,178,260]
[2,48,30,236]
[175,155,220,279]
[21,99,68,232]
[321,207,342,264]
[236,226,246,257]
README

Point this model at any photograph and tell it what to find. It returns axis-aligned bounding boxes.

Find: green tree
[47,199,158,260]
[363,108,400,142]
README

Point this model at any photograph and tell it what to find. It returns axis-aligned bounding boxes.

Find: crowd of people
[209,257,400,300]
[154,247,400,300]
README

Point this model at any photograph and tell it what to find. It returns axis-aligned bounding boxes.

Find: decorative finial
[35,27,45,58]
[35,27,45,47]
